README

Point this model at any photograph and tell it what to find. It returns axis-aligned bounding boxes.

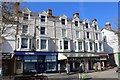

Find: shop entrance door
[38,56,45,72]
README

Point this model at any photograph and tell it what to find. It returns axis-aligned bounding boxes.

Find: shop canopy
[58,53,67,60]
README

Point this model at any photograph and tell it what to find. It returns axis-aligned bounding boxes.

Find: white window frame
[22,25,29,34]
[40,27,46,35]
[62,29,67,37]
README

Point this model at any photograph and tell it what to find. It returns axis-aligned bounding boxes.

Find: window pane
[85,42,88,51]
[86,23,88,28]
[78,42,82,50]
[99,43,102,51]
[21,38,28,48]
[29,39,31,49]
[23,13,28,20]
[41,16,45,22]
[37,39,39,49]
[40,27,45,34]
[22,25,28,33]
[95,25,97,30]
[96,43,98,51]
[61,19,65,25]
[87,32,89,39]
[90,42,93,50]
[74,41,77,50]
[64,41,68,49]
[75,21,78,26]
[76,31,80,38]
[62,29,66,37]
[60,41,62,50]
[96,33,98,40]
[41,39,46,49]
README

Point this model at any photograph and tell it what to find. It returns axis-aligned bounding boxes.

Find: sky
[20,2,118,30]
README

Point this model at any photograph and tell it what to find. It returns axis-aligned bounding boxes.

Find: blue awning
[14,51,57,56]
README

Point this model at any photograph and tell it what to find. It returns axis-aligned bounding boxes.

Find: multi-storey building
[2,8,106,74]
[102,22,119,66]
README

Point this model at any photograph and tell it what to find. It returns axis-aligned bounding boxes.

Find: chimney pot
[73,13,79,18]
[105,22,111,30]
[47,9,52,17]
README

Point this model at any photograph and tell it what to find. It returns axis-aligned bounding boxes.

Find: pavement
[2,67,119,80]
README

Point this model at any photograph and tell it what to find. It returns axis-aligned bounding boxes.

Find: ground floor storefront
[58,52,108,72]
[14,51,58,75]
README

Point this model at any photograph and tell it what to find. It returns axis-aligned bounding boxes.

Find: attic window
[86,23,88,28]
[23,13,29,20]
[75,21,78,26]
[95,25,97,30]
[61,19,65,25]
[41,16,46,22]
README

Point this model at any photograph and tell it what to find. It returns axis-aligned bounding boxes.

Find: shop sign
[25,52,35,55]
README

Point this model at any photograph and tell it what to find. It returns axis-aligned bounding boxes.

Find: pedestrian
[79,63,84,80]
[66,63,70,74]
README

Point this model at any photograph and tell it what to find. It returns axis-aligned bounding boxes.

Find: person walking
[79,62,85,80]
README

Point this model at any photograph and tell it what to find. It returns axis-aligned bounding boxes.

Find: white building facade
[102,22,119,66]
[2,8,106,74]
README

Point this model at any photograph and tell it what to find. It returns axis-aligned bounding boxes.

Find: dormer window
[22,25,28,33]
[75,21,78,26]
[95,25,97,30]
[23,13,29,20]
[86,23,88,28]
[41,16,46,22]
[61,19,65,25]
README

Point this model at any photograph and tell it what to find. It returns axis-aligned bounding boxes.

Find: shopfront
[14,51,58,74]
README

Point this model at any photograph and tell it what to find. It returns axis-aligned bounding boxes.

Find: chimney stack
[13,2,20,15]
[92,18,97,22]
[47,9,52,17]
[105,22,111,30]
[73,13,79,18]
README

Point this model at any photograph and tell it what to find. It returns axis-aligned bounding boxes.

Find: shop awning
[58,53,67,60]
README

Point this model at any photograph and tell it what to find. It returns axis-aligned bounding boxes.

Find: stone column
[85,60,89,72]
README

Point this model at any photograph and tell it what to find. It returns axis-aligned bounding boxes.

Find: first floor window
[22,25,28,33]
[62,29,67,37]
[76,31,80,38]
[64,41,68,50]
[78,42,82,50]
[40,27,45,35]
[99,43,102,51]
[21,38,28,48]
[90,42,93,50]
[96,43,98,51]
[86,32,89,39]
[29,39,31,49]
[74,41,77,50]
[85,42,88,51]
[41,39,46,49]
[17,38,19,48]
[37,39,39,49]
[60,41,62,50]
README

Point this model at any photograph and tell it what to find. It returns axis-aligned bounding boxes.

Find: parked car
[116,67,120,73]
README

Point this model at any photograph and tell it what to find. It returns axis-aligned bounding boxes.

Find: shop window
[16,62,21,69]
[46,63,56,71]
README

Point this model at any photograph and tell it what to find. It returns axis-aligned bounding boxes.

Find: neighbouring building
[102,22,119,66]
[2,8,108,75]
